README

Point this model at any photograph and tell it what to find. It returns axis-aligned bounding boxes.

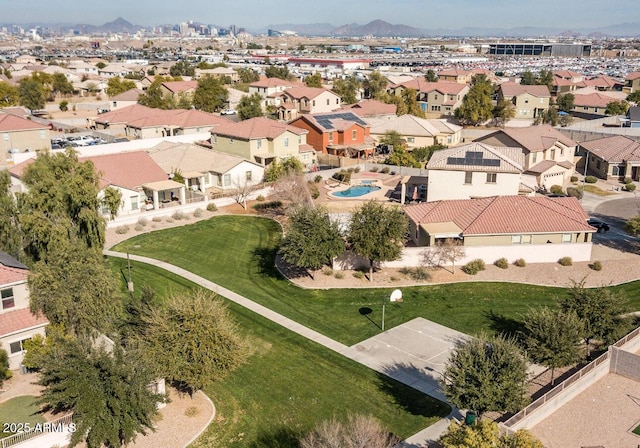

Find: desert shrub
[558,256,573,266]
[585,175,598,184]
[314,175,323,183]
[255,194,265,201]
[380,167,390,174]
[193,208,203,218]
[566,187,583,199]
[590,261,603,271]
[390,276,398,282]
[411,266,430,281]
[206,203,218,212]
[623,177,633,184]
[549,185,564,195]
[353,271,365,279]
[494,258,509,269]
[308,182,320,199]
[462,259,486,275]
[185,406,200,417]
[514,258,526,267]
[370,166,379,172]
[137,217,148,226]
[135,224,144,231]
[115,225,129,234]
[626,183,636,192]
[570,175,579,183]
[165,218,174,223]
[172,211,186,220]
[332,170,352,183]
[253,201,282,210]
[347,168,355,173]
[354,166,361,173]
[152,216,162,222]
[322,268,333,276]
[334,272,344,279]
[399,267,412,276]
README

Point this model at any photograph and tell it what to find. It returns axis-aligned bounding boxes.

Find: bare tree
[272,171,314,209]
[231,175,258,210]
[434,239,466,274]
[300,414,399,448]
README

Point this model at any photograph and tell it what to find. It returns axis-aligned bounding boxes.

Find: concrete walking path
[104,250,454,447]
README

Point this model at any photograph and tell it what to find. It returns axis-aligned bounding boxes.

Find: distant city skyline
[1,0,636,31]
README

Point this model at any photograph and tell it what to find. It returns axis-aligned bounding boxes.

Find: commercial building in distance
[486,42,591,57]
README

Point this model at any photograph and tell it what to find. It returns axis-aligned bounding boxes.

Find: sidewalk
[104,250,454,447]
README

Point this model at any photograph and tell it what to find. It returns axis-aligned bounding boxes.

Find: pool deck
[323,173,399,202]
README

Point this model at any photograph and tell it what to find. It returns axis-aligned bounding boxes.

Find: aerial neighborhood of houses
[2,16,640,448]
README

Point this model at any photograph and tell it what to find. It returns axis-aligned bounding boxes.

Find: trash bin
[19,363,27,375]
[464,411,477,425]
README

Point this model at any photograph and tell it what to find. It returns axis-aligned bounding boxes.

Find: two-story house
[474,125,577,189]
[160,80,199,103]
[0,252,48,370]
[368,115,462,150]
[437,68,474,84]
[497,82,550,120]
[249,77,299,99]
[210,117,315,168]
[274,87,342,121]
[387,78,469,117]
[0,112,51,169]
[624,72,640,94]
[289,111,374,157]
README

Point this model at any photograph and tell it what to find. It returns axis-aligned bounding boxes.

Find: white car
[220,109,237,115]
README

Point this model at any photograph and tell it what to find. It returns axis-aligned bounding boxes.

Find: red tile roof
[126,109,230,130]
[347,99,397,116]
[626,72,640,81]
[0,113,48,131]
[572,93,613,109]
[281,86,336,100]
[161,80,199,93]
[404,196,593,235]
[250,77,300,88]
[500,82,550,98]
[400,79,467,95]
[211,117,308,140]
[580,135,640,162]
[0,265,27,285]
[0,308,48,337]
[85,151,169,190]
[480,125,576,153]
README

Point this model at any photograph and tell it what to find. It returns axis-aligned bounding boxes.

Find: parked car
[220,109,237,115]
[588,218,610,233]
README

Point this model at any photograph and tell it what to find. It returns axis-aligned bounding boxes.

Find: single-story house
[579,135,640,181]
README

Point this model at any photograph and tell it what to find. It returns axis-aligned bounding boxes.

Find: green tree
[439,420,543,448]
[106,77,137,97]
[236,67,260,84]
[332,76,360,104]
[265,65,291,80]
[192,75,228,113]
[413,144,446,163]
[102,186,123,220]
[18,77,46,112]
[520,70,536,85]
[493,99,516,127]
[169,60,195,77]
[264,158,304,182]
[560,280,629,356]
[95,62,107,69]
[348,201,408,281]
[424,69,438,82]
[36,336,160,448]
[523,307,584,384]
[304,72,322,88]
[237,93,263,120]
[626,91,640,103]
[138,82,171,109]
[0,349,11,388]
[454,75,494,126]
[279,205,345,279]
[29,243,122,336]
[442,334,529,417]
[51,72,74,96]
[401,88,425,117]
[0,171,23,261]
[135,291,248,394]
[0,81,19,106]
[378,130,405,150]
[385,147,420,168]
[556,93,575,113]
[363,71,388,99]
[538,69,554,91]
[624,213,640,236]
[17,149,106,261]
[605,100,629,116]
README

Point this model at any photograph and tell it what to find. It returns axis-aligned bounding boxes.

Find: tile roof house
[388,79,469,118]
[289,111,374,158]
[571,91,622,117]
[403,196,595,264]
[195,67,239,83]
[437,68,474,84]
[159,80,199,101]
[579,135,640,181]
[274,87,342,121]
[497,82,551,120]
[624,72,640,94]
[474,125,577,189]
[108,88,143,110]
[249,76,300,98]
[0,251,48,370]
[345,99,397,119]
[426,142,534,202]
[210,117,315,168]
[368,115,462,151]
[0,112,51,169]
[147,141,265,192]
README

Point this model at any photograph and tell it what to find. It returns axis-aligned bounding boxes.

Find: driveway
[591,196,640,255]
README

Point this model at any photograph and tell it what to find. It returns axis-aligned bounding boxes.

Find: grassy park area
[111,215,640,346]
[0,396,45,438]
[108,257,450,447]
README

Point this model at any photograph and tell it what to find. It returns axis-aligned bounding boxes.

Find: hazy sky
[1,0,634,30]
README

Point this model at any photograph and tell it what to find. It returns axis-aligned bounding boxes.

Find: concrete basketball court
[341,317,469,402]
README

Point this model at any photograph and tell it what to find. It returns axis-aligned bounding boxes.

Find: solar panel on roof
[316,112,367,127]
[446,153,501,167]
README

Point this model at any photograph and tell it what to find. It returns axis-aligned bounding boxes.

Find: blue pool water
[331,185,381,198]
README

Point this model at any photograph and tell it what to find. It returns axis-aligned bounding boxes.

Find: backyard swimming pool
[331,184,381,198]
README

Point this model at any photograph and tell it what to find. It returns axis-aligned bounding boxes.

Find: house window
[9,338,29,354]
[312,100,315,106]
[612,165,626,176]
[256,139,262,149]
[224,174,231,186]
[40,130,46,139]
[431,105,441,112]
[550,149,556,160]
[3,133,8,141]
[328,132,333,142]
[336,98,339,104]
[562,233,572,243]
[284,137,289,148]
[522,235,532,244]
[511,235,522,244]
[1,288,15,310]
[524,99,529,104]
[246,171,252,181]
[532,153,537,164]
[560,148,564,155]
[447,136,452,144]
[434,94,438,100]
[486,173,497,183]
[326,99,330,105]
[407,137,415,143]
[464,172,473,184]
[130,195,139,210]
[596,160,601,170]
[352,130,357,140]
[217,175,222,186]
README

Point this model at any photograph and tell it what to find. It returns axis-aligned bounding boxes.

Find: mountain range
[5,17,640,38]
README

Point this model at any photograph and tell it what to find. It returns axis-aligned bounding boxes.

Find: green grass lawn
[108,258,450,448]
[0,396,46,438]
[633,423,640,436]
[111,215,640,346]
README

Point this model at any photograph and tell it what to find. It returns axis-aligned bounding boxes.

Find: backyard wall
[610,348,640,382]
